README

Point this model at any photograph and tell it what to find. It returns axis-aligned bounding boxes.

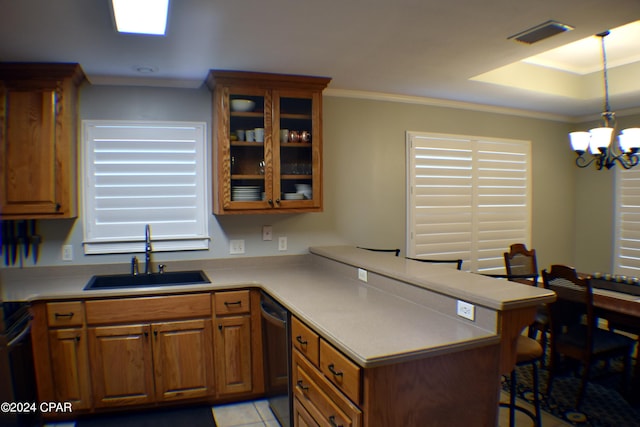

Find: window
[406,131,531,272]
[614,167,640,276]
[82,120,209,254]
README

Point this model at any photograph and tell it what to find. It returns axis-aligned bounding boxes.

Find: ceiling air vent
[508,20,574,44]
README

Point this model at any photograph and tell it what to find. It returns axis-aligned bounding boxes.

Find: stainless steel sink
[84,270,210,290]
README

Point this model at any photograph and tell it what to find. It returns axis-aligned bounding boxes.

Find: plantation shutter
[614,167,640,276]
[406,131,531,272]
[83,121,209,254]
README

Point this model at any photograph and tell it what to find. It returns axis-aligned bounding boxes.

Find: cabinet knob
[268,199,273,205]
[218,324,223,331]
[275,198,280,205]
[55,203,61,211]
[75,336,81,343]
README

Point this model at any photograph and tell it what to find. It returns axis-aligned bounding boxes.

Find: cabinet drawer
[47,301,84,327]
[291,316,320,367]
[214,290,250,315]
[85,293,211,324]
[320,340,361,405]
[293,351,361,427]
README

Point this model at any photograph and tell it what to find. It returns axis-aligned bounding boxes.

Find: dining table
[583,276,640,403]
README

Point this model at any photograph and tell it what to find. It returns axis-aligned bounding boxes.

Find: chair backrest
[542,264,595,348]
[406,257,463,270]
[504,243,538,283]
[357,247,400,257]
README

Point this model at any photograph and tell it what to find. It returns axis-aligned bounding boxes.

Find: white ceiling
[2,0,640,121]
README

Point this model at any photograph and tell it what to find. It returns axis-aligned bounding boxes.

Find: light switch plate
[278,236,287,251]
[229,239,245,254]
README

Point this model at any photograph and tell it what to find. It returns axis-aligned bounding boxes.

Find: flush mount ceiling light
[569,31,640,170]
[112,0,169,35]
[508,20,574,44]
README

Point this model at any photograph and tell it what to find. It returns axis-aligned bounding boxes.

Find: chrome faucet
[145,224,152,274]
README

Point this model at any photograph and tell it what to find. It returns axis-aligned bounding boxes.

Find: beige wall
[2,84,602,273]
[324,95,576,272]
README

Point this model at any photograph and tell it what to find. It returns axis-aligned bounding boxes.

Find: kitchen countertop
[0,246,553,368]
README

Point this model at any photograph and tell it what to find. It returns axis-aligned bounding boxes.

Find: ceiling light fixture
[569,31,640,170]
[112,0,169,36]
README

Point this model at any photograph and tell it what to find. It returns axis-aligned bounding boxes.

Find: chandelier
[568,31,640,170]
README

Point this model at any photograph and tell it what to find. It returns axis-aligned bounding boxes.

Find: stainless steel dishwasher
[260,292,290,427]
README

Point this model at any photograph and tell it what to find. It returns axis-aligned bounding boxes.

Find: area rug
[76,405,216,427]
[505,360,640,427]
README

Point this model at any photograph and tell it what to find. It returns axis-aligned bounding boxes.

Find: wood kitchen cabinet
[212,289,265,397]
[0,63,85,219]
[89,319,214,407]
[48,328,92,410]
[207,70,330,215]
[291,315,501,427]
[86,294,215,408]
[30,301,92,411]
[88,324,155,408]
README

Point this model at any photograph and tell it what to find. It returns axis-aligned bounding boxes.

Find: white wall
[2,83,583,272]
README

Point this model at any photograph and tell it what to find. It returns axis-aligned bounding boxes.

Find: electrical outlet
[262,225,273,241]
[62,245,73,261]
[278,236,287,251]
[456,300,475,321]
[358,268,368,282]
[229,239,245,254]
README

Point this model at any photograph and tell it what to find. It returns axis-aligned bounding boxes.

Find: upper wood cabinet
[207,70,330,215]
[0,63,85,219]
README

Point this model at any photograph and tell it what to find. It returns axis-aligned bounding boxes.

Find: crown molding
[324,88,575,123]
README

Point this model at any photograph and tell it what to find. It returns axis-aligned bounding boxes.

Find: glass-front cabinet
[207,71,330,214]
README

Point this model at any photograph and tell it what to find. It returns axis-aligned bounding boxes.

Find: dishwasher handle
[260,300,287,328]
[7,317,32,348]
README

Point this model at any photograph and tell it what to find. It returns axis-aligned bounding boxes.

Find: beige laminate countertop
[0,246,553,368]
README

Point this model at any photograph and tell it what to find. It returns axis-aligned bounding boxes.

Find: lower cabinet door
[214,314,253,395]
[48,328,92,410]
[294,397,320,427]
[88,324,155,407]
[152,319,215,401]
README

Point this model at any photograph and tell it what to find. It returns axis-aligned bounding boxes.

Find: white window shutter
[82,121,209,254]
[614,167,640,276]
[407,132,531,272]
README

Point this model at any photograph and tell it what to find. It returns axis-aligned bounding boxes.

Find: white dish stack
[232,186,261,201]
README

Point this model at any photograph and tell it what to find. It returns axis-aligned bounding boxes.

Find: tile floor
[212,399,280,427]
[44,394,571,427]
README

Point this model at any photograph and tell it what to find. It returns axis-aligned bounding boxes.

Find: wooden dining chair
[542,264,635,408]
[406,257,463,270]
[504,244,549,355]
[357,247,400,256]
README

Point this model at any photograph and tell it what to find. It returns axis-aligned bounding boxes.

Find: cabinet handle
[328,415,343,427]
[275,198,280,205]
[296,335,308,346]
[153,330,158,337]
[218,324,223,331]
[54,312,74,319]
[144,331,149,338]
[268,199,273,205]
[75,335,81,343]
[55,203,61,212]
[328,364,343,378]
[224,301,242,307]
[296,380,309,392]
